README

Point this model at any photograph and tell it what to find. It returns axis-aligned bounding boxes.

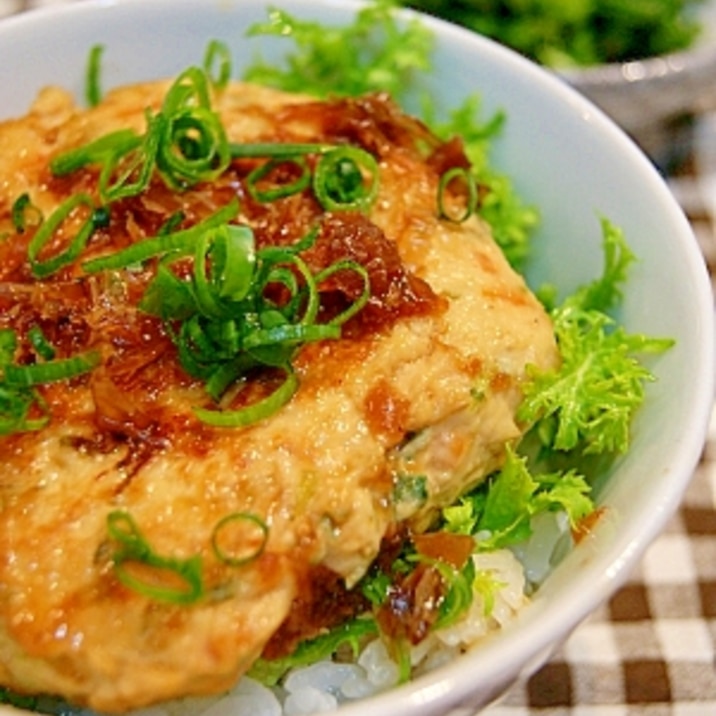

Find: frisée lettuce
[245,0,538,269]
[241,0,674,683]
[0,0,675,710]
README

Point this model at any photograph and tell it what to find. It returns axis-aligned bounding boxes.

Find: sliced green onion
[55,64,229,197]
[157,107,230,190]
[242,323,340,351]
[138,263,196,321]
[138,218,368,426]
[11,193,43,234]
[257,250,318,325]
[260,266,303,321]
[211,512,269,567]
[85,44,105,108]
[437,167,477,223]
[163,66,212,114]
[107,510,203,605]
[10,194,30,233]
[191,224,257,318]
[99,111,162,203]
[173,318,220,381]
[0,384,49,436]
[0,328,17,364]
[203,354,256,402]
[28,193,100,278]
[173,316,251,383]
[4,350,100,387]
[0,328,50,435]
[207,318,243,359]
[50,128,142,177]
[92,205,111,229]
[313,146,379,212]
[246,156,312,203]
[193,366,298,428]
[158,211,186,236]
[315,260,370,326]
[192,231,231,320]
[0,328,99,436]
[203,40,232,90]
[212,224,256,300]
[395,639,412,684]
[230,142,332,159]
[82,199,239,273]
[27,325,56,361]
[156,66,230,190]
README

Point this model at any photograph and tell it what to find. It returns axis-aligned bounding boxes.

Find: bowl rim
[559,41,716,89]
[556,0,716,89]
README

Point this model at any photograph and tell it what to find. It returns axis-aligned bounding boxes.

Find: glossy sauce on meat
[0,80,558,711]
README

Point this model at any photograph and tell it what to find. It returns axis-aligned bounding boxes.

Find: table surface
[2,2,715,715]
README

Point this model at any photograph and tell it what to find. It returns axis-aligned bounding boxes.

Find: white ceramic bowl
[560,0,716,157]
[0,1,713,714]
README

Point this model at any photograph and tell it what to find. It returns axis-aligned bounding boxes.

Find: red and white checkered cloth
[485,82,716,716]
[485,406,716,715]
[2,2,715,714]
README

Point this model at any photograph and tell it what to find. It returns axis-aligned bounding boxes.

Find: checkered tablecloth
[482,94,716,716]
[485,407,716,716]
[2,1,715,714]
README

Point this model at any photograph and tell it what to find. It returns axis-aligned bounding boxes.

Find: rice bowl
[0,1,713,715]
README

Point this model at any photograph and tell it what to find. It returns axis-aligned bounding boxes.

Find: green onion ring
[203,40,232,90]
[82,199,239,273]
[182,316,227,363]
[204,354,257,402]
[28,193,98,278]
[192,232,229,320]
[50,128,142,177]
[242,322,340,351]
[153,66,230,189]
[213,224,256,301]
[27,326,56,362]
[258,265,305,323]
[211,512,269,567]
[157,107,230,189]
[10,193,43,234]
[163,66,212,113]
[107,511,203,605]
[3,351,100,388]
[230,142,332,159]
[174,325,216,381]
[314,260,371,326]
[137,262,196,321]
[193,366,299,428]
[261,252,320,325]
[190,224,257,320]
[313,146,379,212]
[246,156,312,203]
[99,112,162,203]
[85,44,104,107]
[437,166,477,223]
[0,387,49,437]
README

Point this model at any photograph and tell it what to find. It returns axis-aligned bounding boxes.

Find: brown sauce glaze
[1,91,463,453]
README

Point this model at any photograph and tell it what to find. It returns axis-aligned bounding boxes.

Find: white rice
[121,545,536,716]
[44,514,572,716]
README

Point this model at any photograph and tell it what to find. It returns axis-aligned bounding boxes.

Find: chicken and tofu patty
[0,78,558,712]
